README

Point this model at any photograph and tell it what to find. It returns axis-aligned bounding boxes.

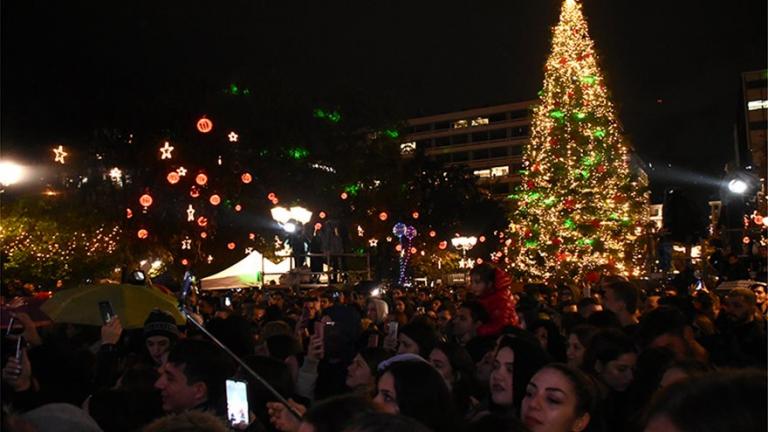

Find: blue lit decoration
[393,223,417,286]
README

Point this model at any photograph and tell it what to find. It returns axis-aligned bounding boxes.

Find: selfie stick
[178,276,302,420]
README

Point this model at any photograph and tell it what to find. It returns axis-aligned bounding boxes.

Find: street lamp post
[451,236,478,269]
[0,160,26,189]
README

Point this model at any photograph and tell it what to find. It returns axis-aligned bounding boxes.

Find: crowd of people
[1,263,767,432]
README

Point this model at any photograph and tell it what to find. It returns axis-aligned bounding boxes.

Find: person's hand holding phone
[306,322,325,362]
[10,313,42,347]
[101,316,123,346]
[2,346,32,392]
[267,398,306,432]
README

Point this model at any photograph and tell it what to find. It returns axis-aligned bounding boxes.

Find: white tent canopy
[201,251,291,290]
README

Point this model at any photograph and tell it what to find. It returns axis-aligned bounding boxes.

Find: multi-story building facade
[399,101,535,198]
[742,70,767,214]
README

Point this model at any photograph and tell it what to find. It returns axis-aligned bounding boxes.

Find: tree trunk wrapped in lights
[506,0,648,282]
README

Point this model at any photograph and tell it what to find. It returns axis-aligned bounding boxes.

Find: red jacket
[476,269,520,337]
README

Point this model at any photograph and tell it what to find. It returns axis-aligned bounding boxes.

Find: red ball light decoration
[438,241,448,250]
[551,237,562,246]
[378,212,388,221]
[126,208,133,219]
[209,194,221,206]
[479,235,486,243]
[197,216,208,227]
[234,204,242,212]
[742,236,751,245]
[139,194,153,207]
[200,232,208,238]
[753,215,764,225]
[319,211,327,219]
[190,187,200,198]
[167,172,180,184]
[412,211,419,219]
[590,219,601,228]
[410,247,417,254]
[227,242,236,250]
[195,173,208,186]
[249,233,256,240]
[429,230,436,238]
[181,258,189,266]
[197,117,213,133]
[137,229,149,239]
[267,192,278,204]
[241,173,253,184]
[340,192,348,200]
[476,258,484,265]
[395,244,403,252]
[596,164,606,173]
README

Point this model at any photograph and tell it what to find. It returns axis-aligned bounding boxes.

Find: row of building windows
[408,109,530,133]
[413,125,530,148]
[431,145,524,164]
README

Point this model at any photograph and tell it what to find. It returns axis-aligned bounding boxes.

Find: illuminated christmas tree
[506,0,648,281]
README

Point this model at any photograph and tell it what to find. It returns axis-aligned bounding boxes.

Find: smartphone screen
[226,379,249,426]
[15,335,24,362]
[387,321,399,339]
[314,321,325,340]
[98,301,115,324]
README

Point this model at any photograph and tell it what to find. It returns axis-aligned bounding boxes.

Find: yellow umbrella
[41,284,185,329]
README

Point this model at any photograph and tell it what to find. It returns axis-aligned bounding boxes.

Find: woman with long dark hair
[373,360,457,432]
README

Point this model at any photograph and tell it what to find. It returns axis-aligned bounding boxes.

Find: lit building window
[452,120,469,129]
[491,166,509,177]
[473,169,491,178]
[748,100,768,110]
[471,117,489,126]
[400,142,417,155]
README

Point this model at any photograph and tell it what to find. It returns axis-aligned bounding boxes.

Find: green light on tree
[287,148,309,160]
[564,218,576,229]
[384,129,399,139]
[581,75,597,85]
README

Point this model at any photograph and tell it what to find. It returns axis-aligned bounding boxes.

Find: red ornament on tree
[551,237,562,246]
[526,180,536,190]
[596,164,606,173]
[559,56,568,65]
[563,199,576,211]
[585,271,601,284]
[613,193,626,203]
[590,219,602,228]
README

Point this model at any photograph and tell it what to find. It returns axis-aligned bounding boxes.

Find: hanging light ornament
[379,212,389,221]
[159,141,174,159]
[52,145,68,164]
[167,172,180,184]
[197,117,213,133]
[241,173,252,184]
[137,229,149,239]
[139,194,153,208]
[228,131,239,142]
[197,216,208,227]
[187,205,195,221]
[227,242,236,250]
[195,173,208,186]
[234,204,242,212]
[190,186,200,198]
[209,194,221,206]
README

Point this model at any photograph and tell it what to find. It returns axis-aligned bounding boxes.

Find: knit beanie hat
[143,309,180,341]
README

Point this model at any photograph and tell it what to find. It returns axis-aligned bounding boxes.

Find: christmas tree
[506,0,648,282]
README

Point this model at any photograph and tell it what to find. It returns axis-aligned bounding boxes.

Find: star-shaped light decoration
[245,247,254,255]
[177,166,188,176]
[181,238,192,250]
[53,146,68,164]
[368,238,379,247]
[228,131,239,142]
[207,255,214,264]
[160,141,174,159]
[186,205,195,222]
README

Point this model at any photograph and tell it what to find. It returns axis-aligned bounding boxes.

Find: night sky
[2,0,766,202]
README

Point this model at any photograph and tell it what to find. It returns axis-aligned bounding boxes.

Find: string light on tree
[505,0,648,282]
[53,146,68,164]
